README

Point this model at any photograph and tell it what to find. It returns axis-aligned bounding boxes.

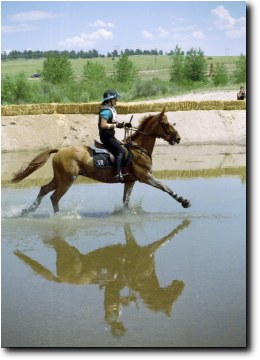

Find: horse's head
[156,109,181,145]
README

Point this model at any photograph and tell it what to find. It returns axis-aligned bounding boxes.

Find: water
[1,176,246,347]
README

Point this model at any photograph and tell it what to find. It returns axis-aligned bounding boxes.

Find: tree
[169,45,185,83]
[183,48,207,82]
[42,53,74,84]
[115,54,138,83]
[213,63,229,86]
[1,75,16,103]
[1,72,32,104]
[82,61,106,82]
[234,53,246,83]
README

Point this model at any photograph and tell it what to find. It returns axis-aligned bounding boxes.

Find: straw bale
[223,101,246,110]
[1,100,246,116]
[1,103,57,116]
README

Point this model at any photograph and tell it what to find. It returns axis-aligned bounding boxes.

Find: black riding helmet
[102,89,120,103]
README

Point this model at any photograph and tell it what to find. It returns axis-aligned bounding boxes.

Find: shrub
[2,72,33,104]
[115,54,138,83]
[42,52,74,84]
[183,48,207,82]
[170,45,185,84]
[1,74,16,104]
[213,63,229,86]
[82,61,106,82]
[233,54,246,83]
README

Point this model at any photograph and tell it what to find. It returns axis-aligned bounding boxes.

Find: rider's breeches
[100,135,125,174]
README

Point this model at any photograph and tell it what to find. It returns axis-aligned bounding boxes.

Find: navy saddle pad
[90,146,132,169]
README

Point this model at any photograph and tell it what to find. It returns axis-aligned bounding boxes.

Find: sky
[1,0,247,56]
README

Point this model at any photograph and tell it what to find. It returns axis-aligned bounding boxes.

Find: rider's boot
[114,153,129,182]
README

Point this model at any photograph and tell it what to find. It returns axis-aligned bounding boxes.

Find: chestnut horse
[11,109,191,214]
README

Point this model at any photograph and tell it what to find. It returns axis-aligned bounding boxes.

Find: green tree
[1,75,16,104]
[2,72,34,104]
[233,53,246,83]
[14,72,32,103]
[213,63,229,86]
[169,45,185,83]
[183,48,207,82]
[42,52,74,84]
[82,61,106,82]
[115,54,138,83]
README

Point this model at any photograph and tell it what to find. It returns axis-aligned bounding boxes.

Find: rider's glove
[124,122,132,128]
[116,122,125,129]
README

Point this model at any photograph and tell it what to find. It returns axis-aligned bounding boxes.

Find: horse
[11,109,191,214]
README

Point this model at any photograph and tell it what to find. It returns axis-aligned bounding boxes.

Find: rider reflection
[14,220,190,337]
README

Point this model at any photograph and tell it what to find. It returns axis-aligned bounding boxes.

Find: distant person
[237,86,246,100]
[98,89,131,182]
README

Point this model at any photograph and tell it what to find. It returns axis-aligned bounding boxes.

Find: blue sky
[1,0,246,56]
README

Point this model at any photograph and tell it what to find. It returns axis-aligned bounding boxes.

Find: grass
[2,55,240,81]
[1,55,244,104]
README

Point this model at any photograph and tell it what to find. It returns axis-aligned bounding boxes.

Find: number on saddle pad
[93,153,114,169]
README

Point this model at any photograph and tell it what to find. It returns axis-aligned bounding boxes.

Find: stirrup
[114,172,129,183]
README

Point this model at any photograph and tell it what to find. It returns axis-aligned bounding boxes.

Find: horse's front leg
[123,181,135,207]
[141,174,191,208]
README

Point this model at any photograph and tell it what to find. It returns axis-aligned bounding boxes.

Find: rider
[98,89,131,182]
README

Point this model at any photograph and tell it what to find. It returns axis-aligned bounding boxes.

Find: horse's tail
[11,149,59,183]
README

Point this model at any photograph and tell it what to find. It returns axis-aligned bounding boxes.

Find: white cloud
[88,19,115,28]
[171,15,185,23]
[142,30,154,39]
[59,29,113,49]
[211,6,235,30]
[171,25,196,33]
[226,27,246,40]
[211,6,246,39]
[1,23,39,33]
[157,26,170,38]
[142,26,170,40]
[191,31,205,40]
[9,10,62,22]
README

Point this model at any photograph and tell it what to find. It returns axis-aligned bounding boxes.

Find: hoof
[182,200,191,208]
[21,208,29,216]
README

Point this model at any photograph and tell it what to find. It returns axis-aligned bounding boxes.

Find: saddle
[90,140,132,169]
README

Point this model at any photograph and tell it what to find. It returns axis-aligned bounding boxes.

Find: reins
[123,116,168,156]
[125,116,168,141]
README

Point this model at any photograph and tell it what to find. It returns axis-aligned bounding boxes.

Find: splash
[112,197,147,216]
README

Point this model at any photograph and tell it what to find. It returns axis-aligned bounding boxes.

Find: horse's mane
[126,114,155,142]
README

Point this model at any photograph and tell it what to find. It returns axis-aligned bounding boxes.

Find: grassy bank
[1,55,244,105]
[2,55,240,80]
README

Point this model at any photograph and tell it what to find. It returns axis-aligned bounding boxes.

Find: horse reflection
[14,220,190,337]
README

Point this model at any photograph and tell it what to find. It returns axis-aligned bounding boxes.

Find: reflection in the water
[14,220,190,337]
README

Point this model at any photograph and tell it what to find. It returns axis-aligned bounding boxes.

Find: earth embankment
[2,89,246,151]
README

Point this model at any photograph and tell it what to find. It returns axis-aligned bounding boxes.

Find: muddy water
[1,146,246,347]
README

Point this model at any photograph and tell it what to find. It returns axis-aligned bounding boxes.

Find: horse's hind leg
[22,178,56,215]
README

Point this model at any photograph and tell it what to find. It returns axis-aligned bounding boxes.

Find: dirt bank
[1,91,246,152]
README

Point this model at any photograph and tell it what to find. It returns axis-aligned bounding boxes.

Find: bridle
[125,116,178,144]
